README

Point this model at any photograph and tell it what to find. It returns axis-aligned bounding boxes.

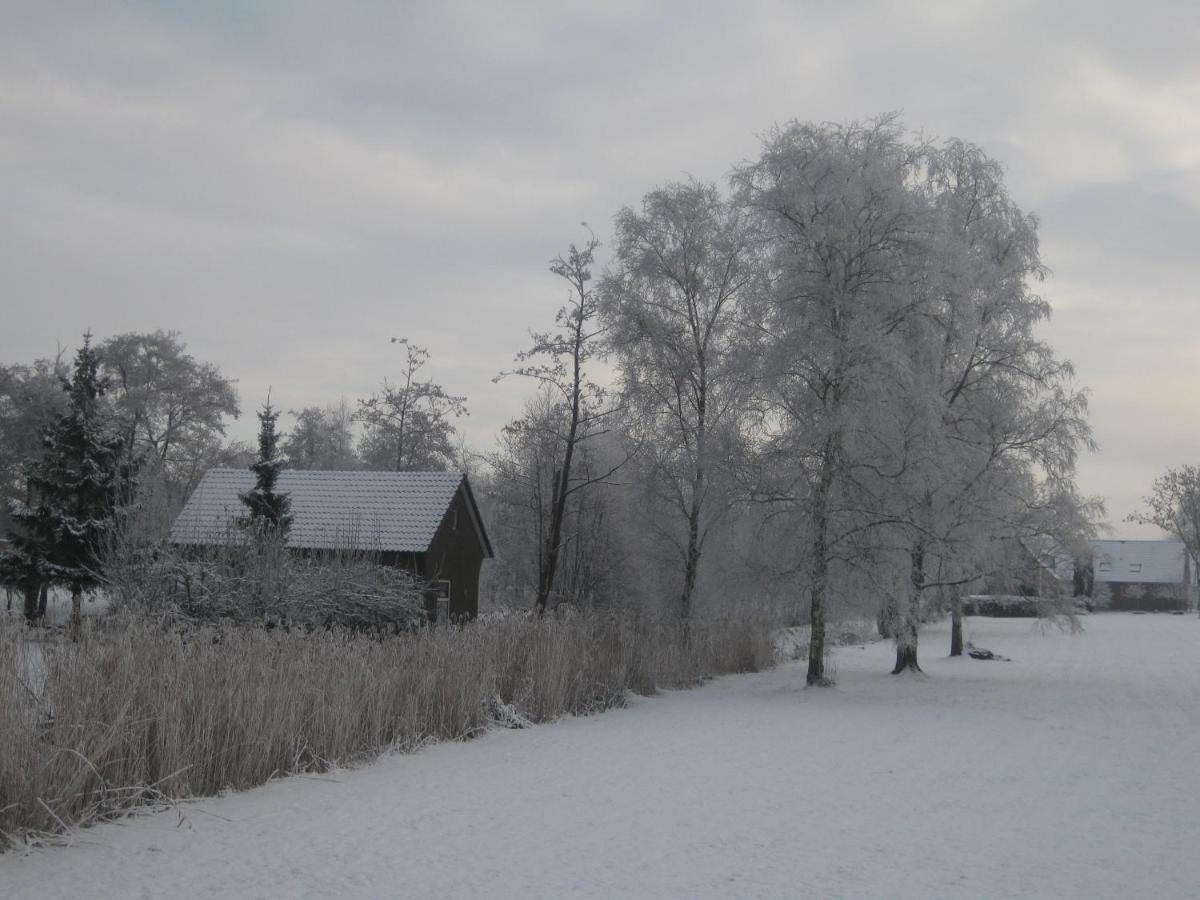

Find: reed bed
[0,609,776,848]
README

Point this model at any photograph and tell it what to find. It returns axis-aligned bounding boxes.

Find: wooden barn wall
[421,487,487,620]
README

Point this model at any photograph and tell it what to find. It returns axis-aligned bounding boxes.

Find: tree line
[2,114,1106,678]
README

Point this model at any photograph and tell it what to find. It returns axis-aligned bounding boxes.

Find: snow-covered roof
[1089,539,1189,585]
[171,469,490,554]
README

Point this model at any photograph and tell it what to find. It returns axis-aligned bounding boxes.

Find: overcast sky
[3,1,1198,537]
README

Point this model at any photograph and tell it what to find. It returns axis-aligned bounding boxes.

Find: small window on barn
[1097,559,1112,573]
[1129,563,1142,574]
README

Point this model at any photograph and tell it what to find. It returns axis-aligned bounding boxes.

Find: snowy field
[3,613,1198,899]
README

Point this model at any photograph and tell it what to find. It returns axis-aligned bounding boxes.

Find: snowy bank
[3,614,1198,898]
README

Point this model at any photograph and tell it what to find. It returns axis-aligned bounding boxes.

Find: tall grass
[0,609,775,847]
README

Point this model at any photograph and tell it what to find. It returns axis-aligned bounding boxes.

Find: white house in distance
[1089,539,1195,612]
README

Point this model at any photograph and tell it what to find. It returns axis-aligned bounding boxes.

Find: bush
[0,608,776,847]
[962,594,1045,617]
[102,531,425,629]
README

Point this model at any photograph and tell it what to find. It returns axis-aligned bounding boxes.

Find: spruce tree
[0,334,131,628]
[239,398,292,534]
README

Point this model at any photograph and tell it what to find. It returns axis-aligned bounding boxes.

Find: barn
[1089,539,1196,612]
[171,469,494,621]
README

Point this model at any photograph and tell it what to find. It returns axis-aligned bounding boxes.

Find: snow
[3,614,1199,898]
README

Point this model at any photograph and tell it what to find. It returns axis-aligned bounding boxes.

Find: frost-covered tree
[98,330,240,491]
[498,233,627,614]
[603,180,757,621]
[239,399,292,534]
[357,340,467,472]
[0,336,132,630]
[734,118,1096,679]
[734,115,928,685]
[283,399,358,470]
[0,354,69,541]
[883,138,1094,670]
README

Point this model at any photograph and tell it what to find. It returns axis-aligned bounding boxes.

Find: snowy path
[4,614,1199,899]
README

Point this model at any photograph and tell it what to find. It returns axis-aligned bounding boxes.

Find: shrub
[102,531,425,629]
[962,594,1045,617]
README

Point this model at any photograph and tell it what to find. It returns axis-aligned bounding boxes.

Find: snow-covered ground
[3,613,1199,899]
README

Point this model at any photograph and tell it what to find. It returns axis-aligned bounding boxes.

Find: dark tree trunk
[37,582,49,620]
[680,463,704,624]
[950,596,964,657]
[535,315,584,616]
[892,643,921,673]
[70,583,82,640]
[806,439,836,686]
[892,541,924,674]
[680,376,707,625]
[23,584,39,622]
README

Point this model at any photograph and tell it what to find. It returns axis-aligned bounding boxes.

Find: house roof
[171,469,493,556]
[1089,539,1188,585]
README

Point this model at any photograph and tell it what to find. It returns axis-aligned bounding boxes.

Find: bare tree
[357,340,467,472]
[497,233,625,614]
[603,180,757,621]
[486,390,631,609]
[1129,466,1200,616]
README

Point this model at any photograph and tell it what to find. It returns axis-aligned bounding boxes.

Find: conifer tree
[0,334,131,629]
[239,398,292,534]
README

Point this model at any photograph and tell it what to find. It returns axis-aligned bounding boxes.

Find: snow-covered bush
[103,531,425,629]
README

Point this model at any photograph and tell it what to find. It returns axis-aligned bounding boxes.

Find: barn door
[432,579,451,623]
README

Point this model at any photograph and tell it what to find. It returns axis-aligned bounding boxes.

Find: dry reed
[0,609,775,848]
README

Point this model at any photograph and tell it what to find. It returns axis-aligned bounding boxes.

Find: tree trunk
[877,593,897,638]
[535,460,571,616]
[535,316,585,616]
[22,584,39,622]
[950,596,964,657]
[680,376,707,625]
[70,584,82,640]
[680,472,703,624]
[806,439,836,686]
[892,541,924,674]
[37,582,49,620]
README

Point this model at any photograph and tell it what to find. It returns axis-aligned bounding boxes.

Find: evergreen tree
[0,334,131,628]
[239,398,292,534]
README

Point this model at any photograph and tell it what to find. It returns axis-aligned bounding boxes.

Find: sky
[2,0,1198,537]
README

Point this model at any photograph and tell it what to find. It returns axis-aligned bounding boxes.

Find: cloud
[2,1,1198,539]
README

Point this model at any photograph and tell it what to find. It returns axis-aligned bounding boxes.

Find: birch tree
[602,180,757,621]
[902,139,1092,669]
[734,115,926,685]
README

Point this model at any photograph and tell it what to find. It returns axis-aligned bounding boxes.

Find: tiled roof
[1090,539,1189,585]
[171,469,468,552]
